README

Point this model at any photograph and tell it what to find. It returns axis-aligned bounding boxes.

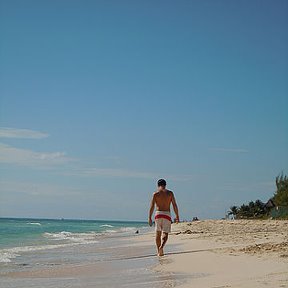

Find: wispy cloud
[0,127,197,181]
[0,180,83,197]
[64,167,198,181]
[220,181,274,193]
[75,168,156,178]
[209,147,249,153]
[0,143,71,167]
[0,139,194,181]
[0,127,49,139]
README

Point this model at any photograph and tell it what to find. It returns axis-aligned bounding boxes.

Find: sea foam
[43,231,100,244]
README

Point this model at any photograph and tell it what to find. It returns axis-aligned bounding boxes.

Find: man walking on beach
[148,179,179,256]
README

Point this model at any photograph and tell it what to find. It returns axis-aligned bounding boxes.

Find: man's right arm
[148,193,155,226]
[171,192,179,223]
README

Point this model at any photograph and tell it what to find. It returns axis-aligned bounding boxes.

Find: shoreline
[0,217,148,264]
[0,227,181,288]
[1,220,287,287]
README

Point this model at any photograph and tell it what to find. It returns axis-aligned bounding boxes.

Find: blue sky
[0,0,287,220]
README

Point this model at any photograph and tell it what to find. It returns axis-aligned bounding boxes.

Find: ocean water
[0,218,190,288]
[0,217,147,264]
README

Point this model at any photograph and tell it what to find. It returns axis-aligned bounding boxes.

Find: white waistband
[155,210,171,216]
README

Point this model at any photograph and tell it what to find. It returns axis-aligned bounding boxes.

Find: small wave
[27,222,42,226]
[43,231,99,244]
[103,226,139,235]
[100,224,114,228]
[44,231,72,240]
[119,227,137,232]
[0,251,19,263]
[0,233,99,264]
[105,229,117,233]
[0,244,69,263]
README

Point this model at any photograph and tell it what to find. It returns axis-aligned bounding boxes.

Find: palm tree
[228,206,238,219]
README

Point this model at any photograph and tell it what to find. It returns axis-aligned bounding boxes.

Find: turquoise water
[0,218,184,288]
[0,217,147,263]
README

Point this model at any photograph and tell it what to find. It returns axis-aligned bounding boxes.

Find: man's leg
[156,231,162,255]
[159,232,168,256]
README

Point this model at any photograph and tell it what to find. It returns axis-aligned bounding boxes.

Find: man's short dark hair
[157,179,166,187]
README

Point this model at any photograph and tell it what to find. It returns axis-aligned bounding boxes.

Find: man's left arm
[171,192,179,223]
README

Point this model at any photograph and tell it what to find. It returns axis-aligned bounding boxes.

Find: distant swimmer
[148,179,179,256]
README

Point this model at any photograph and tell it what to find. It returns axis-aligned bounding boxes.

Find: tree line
[229,174,288,219]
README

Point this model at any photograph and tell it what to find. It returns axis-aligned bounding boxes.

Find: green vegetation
[228,200,268,219]
[273,173,288,206]
[229,173,288,219]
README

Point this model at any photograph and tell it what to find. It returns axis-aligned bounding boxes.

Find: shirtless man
[148,179,179,256]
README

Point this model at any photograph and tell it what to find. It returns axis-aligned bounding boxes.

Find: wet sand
[0,230,187,288]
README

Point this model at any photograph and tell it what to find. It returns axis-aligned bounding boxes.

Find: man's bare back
[154,189,174,212]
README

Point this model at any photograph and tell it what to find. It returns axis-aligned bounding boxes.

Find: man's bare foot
[158,247,164,256]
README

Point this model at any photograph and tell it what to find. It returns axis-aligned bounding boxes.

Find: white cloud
[0,180,83,197]
[220,181,274,193]
[0,127,49,139]
[0,141,195,181]
[0,127,196,181]
[0,143,70,167]
[64,167,197,181]
[209,148,248,153]
[77,168,156,178]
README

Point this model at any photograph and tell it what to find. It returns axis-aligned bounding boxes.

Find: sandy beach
[1,219,288,288]
[133,219,288,288]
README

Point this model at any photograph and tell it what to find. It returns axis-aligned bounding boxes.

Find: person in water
[148,179,180,256]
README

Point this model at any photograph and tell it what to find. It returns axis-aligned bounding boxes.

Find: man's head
[157,179,166,190]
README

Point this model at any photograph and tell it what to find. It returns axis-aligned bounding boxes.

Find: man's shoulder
[153,190,174,196]
[166,189,174,195]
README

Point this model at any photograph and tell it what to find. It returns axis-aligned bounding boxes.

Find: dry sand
[133,219,288,288]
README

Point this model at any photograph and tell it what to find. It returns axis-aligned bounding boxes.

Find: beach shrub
[229,200,268,219]
[273,173,288,207]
